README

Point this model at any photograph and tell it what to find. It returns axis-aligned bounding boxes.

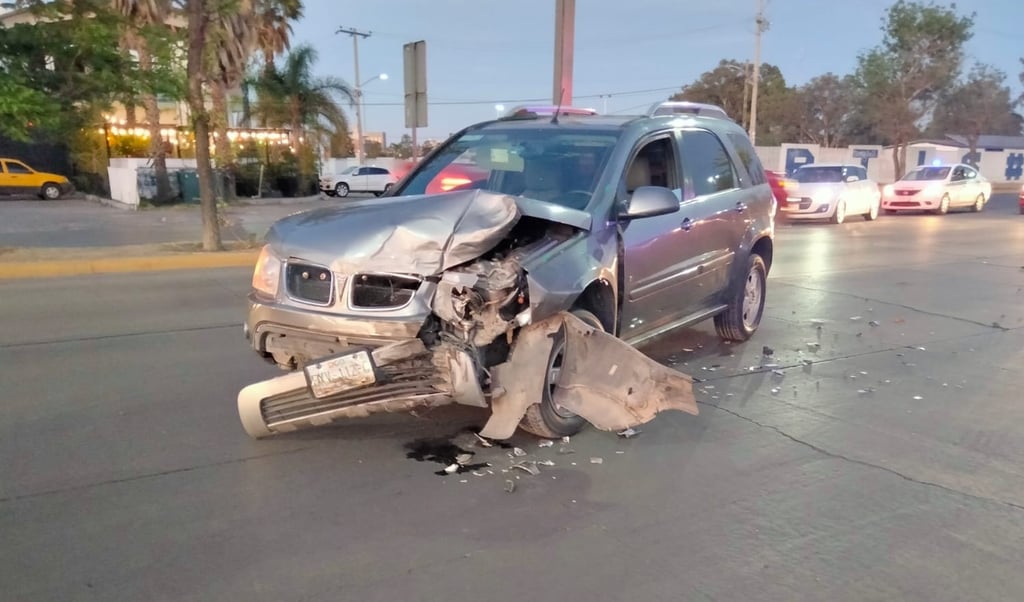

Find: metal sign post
[403,40,427,159]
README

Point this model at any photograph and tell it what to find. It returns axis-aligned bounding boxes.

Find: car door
[948,166,968,205]
[371,167,391,191]
[848,166,870,213]
[617,133,696,339]
[962,166,980,203]
[349,167,370,192]
[676,128,746,306]
[3,160,36,194]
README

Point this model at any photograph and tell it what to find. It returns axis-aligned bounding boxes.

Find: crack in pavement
[0,445,316,504]
[772,281,1011,331]
[699,400,1024,513]
[0,322,240,349]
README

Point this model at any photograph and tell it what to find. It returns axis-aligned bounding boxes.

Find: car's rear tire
[830,200,846,224]
[714,253,767,343]
[41,183,61,200]
[335,182,349,197]
[518,308,604,439]
[971,193,985,212]
[934,194,950,215]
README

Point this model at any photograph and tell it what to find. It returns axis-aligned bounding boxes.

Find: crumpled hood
[265,189,555,276]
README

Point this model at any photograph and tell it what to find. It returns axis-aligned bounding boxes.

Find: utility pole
[338,26,371,163]
[553,0,575,105]
[748,0,768,145]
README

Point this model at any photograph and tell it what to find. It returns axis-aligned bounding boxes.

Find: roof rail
[501,105,599,119]
[647,101,729,120]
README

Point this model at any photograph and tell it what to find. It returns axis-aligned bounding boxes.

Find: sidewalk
[0,194,351,280]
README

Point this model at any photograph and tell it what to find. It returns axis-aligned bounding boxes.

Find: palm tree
[249,44,353,164]
[186,0,258,251]
[112,0,174,203]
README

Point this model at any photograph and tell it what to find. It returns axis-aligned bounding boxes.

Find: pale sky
[291,0,1021,142]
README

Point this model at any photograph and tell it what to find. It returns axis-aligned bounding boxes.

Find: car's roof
[470,112,745,139]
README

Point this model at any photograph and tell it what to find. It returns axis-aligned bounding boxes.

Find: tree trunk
[187,0,222,251]
[125,100,138,128]
[898,142,907,180]
[137,41,173,204]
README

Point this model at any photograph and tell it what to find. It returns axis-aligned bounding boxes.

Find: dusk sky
[291,0,1021,142]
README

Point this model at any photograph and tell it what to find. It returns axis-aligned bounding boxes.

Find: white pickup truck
[319,165,398,197]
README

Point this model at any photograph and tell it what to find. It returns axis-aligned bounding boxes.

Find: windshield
[396,128,620,210]
[901,166,950,181]
[794,166,845,183]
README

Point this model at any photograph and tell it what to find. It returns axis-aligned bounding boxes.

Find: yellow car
[0,158,74,199]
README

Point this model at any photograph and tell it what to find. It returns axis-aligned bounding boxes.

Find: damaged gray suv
[239,102,775,440]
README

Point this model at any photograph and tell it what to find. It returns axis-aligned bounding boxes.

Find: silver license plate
[304,350,377,399]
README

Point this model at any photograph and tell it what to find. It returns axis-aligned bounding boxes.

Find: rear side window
[5,161,31,174]
[371,167,390,175]
[726,132,766,186]
[681,130,738,198]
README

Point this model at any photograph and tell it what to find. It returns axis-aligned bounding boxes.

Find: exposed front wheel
[865,199,880,221]
[714,253,767,342]
[971,194,985,212]
[519,308,605,439]
[41,183,62,200]
[934,194,950,215]
[831,200,846,224]
[335,182,350,197]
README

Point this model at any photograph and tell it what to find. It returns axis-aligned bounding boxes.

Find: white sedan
[779,164,881,224]
[320,165,398,197]
[882,163,991,214]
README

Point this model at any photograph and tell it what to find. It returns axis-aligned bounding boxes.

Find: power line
[354,86,682,107]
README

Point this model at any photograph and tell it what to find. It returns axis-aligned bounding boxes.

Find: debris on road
[762,345,775,357]
[850,316,862,321]
[617,428,640,438]
[505,480,516,493]
[455,453,474,465]
[590,457,604,465]
[913,395,923,400]
[537,460,556,467]
[511,462,541,476]
[538,440,554,448]
[512,447,527,457]
[869,320,880,327]
[558,446,575,455]
[474,433,494,448]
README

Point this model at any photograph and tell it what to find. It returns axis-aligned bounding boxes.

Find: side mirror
[846,175,858,183]
[619,186,680,219]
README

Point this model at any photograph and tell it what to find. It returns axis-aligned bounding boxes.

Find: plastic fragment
[617,428,640,438]
[538,440,554,448]
[561,436,571,444]
[511,462,540,476]
[762,345,774,357]
[590,457,603,465]
[504,480,515,493]
[474,433,493,448]
[869,320,880,327]
[444,464,459,474]
[770,387,780,395]
[512,447,527,457]
[913,395,923,400]
[558,447,576,455]
[537,460,556,467]
[850,316,862,321]
[455,453,473,465]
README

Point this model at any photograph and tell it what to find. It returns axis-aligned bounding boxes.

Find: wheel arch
[569,278,617,335]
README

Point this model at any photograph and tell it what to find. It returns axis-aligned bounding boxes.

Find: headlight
[883,185,894,196]
[252,244,282,298]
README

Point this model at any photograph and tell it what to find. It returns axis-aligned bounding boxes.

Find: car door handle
[735,202,747,213]
[681,217,693,231]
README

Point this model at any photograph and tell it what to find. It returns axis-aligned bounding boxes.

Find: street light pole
[337,26,371,163]
[748,0,768,145]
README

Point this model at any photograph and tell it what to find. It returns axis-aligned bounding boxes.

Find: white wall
[107,167,140,207]
[755,144,1024,184]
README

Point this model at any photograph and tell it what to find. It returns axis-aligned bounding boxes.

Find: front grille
[798,198,812,210]
[285,262,333,305]
[259,362,442,426]
[890,201,919,207]
[351,274,421,309]
[896,189,918,196]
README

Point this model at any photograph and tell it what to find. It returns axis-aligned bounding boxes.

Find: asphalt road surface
[2,194,1023,601]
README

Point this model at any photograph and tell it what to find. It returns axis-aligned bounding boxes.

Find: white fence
[107,158,199,208]
[756,143,1024,184]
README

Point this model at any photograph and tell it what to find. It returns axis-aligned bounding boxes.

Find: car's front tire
[714,253,767,342]
[971,193,985,212]
[518,308,604,439]
[934,194,950,215]
[335,182,350,197]
[864,198,880,221]
[830,200,846,224]
[41,183,62,200]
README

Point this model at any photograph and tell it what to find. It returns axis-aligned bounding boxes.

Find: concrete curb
[0,250,259,280]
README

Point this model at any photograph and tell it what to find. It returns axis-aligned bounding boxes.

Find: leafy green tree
[792,74,856,147]
[928,64,1022,159]
[851,0,974,177]
[0,0,144,141]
